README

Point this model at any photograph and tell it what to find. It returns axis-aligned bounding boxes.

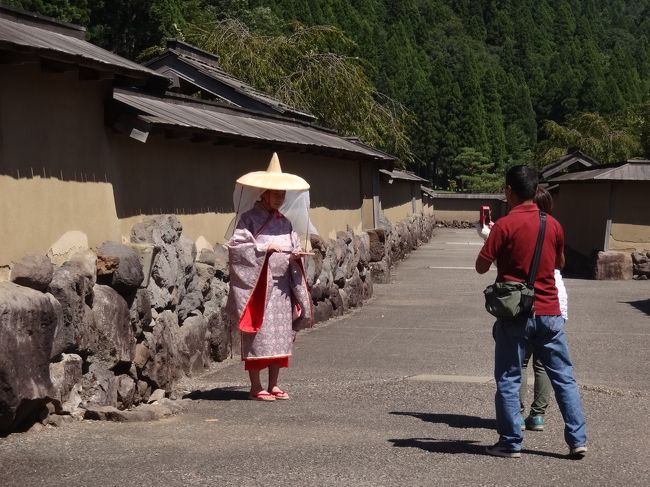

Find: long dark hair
[534,186,554,214]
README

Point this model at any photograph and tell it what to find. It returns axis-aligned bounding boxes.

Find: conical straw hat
[236,153,310,190]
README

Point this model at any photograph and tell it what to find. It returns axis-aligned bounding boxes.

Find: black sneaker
[485,443,521,458]
[569,446,587,459]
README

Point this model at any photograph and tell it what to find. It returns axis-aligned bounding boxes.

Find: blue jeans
[493,315,587,450]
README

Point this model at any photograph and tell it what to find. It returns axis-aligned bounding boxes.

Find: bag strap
[526,211,547,287]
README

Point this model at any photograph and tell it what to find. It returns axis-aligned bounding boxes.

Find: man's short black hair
[505,165,538,201]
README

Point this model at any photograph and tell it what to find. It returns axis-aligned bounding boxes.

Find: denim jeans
[493,315,587,450]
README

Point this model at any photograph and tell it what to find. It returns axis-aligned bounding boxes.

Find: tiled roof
[113,89,395,161]
[0,6,167,85]
[549,160,650,182]
[380,169,428,182]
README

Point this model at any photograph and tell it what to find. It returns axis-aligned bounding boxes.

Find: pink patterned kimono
[227,202,312,370]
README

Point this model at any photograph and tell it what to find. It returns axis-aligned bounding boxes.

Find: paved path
[1,229,649,486]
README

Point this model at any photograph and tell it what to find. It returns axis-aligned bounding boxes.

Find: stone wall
[0,213,435,433]
[595,250,650,280]
[368,214,436,284]
[567,248,650,280]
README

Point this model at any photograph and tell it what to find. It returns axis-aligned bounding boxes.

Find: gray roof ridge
[165,48,315,118]
[115,88,338,133]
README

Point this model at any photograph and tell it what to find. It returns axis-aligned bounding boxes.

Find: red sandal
[270,388,290,400]
[249,391,276,401]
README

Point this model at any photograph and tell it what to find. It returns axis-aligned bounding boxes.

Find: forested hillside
[5,0,650,190]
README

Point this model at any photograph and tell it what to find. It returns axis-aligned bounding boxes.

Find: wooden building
[540,150,598,183]
[378,170,428,223]
[549,159,650,257]
[0,8,394,267]
[430,192,507,224]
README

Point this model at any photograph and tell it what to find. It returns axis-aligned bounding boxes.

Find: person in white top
[519,187,567,431]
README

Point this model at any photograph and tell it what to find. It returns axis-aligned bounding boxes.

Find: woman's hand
[266,243,281,254]
[290,249,303,260]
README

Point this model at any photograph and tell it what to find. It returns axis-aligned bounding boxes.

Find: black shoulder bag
[483,211,547,320]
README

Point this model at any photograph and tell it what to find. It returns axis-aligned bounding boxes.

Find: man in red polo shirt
[476,165,587,459]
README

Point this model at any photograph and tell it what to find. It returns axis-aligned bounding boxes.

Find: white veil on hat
[224,153,318,246]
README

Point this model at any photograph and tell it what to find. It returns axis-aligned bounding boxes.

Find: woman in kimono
[226,153,314,401]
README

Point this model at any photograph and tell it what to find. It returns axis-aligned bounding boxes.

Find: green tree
[537,112,641,166]
[185,18,413,164]
[451,147,502,193]
[1,0,90,24]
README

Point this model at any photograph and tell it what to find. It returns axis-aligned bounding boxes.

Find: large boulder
[362,273,374,300]
[594,251,633,280]
[116,374,137,409]
[10,254,54,291]
[204,278,231,362]
[304,252,323,288]
[632,251,650,277]
[313,299,334,324]
[328,286,344,316]
[177,235,197,277]
[49,353,83,404]
[369,259,391,284]
[177,289,203,323]
[309,234,327,254]
[195,236,215,265]
[213,244,229,280]
[68,249,98,285]
[141,311,181,390]
[150,242,180,290]
[343,268,364,308]
[91,285,135,367]
[194,263,215,297]
[129,288,153,339]
[45,293,65,359]
[367,230,386,262]
[47,230,89,266]
[177,314,210,376]
[357,233,370,266]
[48,261,98,355]
[97,242,144,295]
[206,310,231,362]
[131,215,182,246]
[0,282,58,432]
[80,363,118,408]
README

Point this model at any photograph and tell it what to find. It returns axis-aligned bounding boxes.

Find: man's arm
[475,255,492,274]
[556,251,565,270]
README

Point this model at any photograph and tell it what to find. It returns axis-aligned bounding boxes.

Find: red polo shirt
[479,203,563,316]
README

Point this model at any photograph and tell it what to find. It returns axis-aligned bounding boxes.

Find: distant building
[549,159,650,257]
[429,192,507,225]
[540,150,598,184]
[378,170,429,223]
[144,39,316,123]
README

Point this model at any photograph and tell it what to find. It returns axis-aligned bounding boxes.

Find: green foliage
[185,19,413,164]
[11,0,650,189]
[537,112,641,166]
[86,1,206,59]
[451,147,502,193]
[1,0,90,24]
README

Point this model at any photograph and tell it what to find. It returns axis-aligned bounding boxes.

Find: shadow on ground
[621,299,650,317]
[391,411,496,430]
[388,438,577,460]
[183,386,248,401]
[389,438,484,455]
